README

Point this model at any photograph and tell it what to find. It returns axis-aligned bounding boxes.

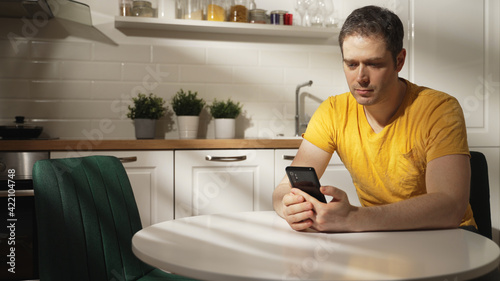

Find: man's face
[342,35,405,107]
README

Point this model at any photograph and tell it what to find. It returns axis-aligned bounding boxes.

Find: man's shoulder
[407,81,458,102]
[407,81,460,109]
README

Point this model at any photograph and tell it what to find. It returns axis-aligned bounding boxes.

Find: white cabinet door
[50,151,174,227]
[175,149,274,219]
[274,149,360,206]
[411,0,500,147]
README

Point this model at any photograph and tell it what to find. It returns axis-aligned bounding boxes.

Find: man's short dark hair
[339,5,404,66]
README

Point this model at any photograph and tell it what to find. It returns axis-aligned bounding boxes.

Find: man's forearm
[346,192,465,232]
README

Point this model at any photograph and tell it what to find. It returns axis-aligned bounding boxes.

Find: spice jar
[249,9,266,24]
[270,10,287,25]
[119,0,132,16]
[229,0,249,23]
[207,0,227,21]
[181,0,203,20]
[132,0,155,17]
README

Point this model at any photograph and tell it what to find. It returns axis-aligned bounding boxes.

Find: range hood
[0,0,91,25]
[0,0,53,18]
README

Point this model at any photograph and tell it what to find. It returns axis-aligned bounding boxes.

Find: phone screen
[286,166,327,203]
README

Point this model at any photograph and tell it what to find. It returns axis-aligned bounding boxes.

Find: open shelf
[115,16,339,39]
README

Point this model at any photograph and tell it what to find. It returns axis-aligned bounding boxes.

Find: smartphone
[286,166,327,203]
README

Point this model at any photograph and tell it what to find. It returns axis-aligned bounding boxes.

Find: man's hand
[290,186,358,232]
[280,189,315,231]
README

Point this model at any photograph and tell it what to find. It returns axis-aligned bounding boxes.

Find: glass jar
[132,0,154,17]
[119,0,132,16]
[249,9,266,24]
[207,0,227,21]
[181,0,203,20]
[229,0,249,23]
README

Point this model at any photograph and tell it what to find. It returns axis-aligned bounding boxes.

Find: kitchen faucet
[295,80,313,136]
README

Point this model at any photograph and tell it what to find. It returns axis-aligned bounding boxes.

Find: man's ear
[396,48,406,72]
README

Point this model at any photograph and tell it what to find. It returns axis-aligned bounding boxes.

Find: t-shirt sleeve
[424,96,470,162]
[303,97,336,154]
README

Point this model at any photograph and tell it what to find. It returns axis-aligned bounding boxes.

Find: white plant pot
[214,118,236,139]
[177,116,199,139]
[134,119,156,139]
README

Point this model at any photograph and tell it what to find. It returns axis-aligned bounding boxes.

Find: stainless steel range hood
[0,0,53,18]
[0,0,91,25]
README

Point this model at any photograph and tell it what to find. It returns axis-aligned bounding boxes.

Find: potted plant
[171,89,206,139]
[208,98,243,139]
[127,93,166,139]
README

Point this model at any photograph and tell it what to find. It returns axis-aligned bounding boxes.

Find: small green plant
[208,98,243,119]
[171,89,206,116]
[127,93,166,120]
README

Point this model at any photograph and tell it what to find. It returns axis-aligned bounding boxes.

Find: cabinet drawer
[175,150,274,218]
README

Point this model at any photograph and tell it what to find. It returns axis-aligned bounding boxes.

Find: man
[273,5,476,233]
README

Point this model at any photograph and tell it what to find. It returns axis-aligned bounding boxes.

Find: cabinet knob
[205,155,247,162]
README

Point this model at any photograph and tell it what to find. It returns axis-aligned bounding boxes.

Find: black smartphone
[286,166,327,203]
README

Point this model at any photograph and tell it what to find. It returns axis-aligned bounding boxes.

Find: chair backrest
[33,156,153,281]
[469,151,492,239]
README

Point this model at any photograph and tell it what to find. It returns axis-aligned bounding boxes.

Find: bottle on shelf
[229,0,249,23]
[119,0,133,16]
[132,0,156,17]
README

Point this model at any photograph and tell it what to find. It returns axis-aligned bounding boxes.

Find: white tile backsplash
[60,61,122,81]
[0,17,345,139]
[232,66,284,85]
[30,80,92,99]
[31,41,92,61]
[206,48,259,66]
[0,80,30,98]
[0,58,59,79]
[0,39,29,58]
[152,45,206,64]
[93,43,151,62]
[260,50,310,68]
[179,65,233,83]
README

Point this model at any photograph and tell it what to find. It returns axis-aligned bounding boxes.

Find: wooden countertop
[0,139,303,151]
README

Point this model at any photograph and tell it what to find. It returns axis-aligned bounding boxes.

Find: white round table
[132,211,500,281]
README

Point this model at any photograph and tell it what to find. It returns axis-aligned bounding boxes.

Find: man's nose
[356,65,369,84]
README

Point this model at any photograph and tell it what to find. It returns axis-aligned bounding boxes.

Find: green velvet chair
[469,151,492,239]
[32,155,197,281]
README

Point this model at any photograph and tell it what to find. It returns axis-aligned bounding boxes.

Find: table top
[132,211,500,281]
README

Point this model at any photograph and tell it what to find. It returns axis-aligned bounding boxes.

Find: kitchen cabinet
[50,151,174,227]
[174,149,274,218]
[274,149,360,206]
[411,0,499,147]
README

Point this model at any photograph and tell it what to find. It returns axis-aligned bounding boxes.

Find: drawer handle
[283,155,295,161]
[205,155,247,162]
[119,156,137,163]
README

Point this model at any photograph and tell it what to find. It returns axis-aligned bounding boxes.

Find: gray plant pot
[134,119,156,139]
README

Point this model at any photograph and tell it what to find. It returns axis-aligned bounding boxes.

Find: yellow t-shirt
[304,79,475,227]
